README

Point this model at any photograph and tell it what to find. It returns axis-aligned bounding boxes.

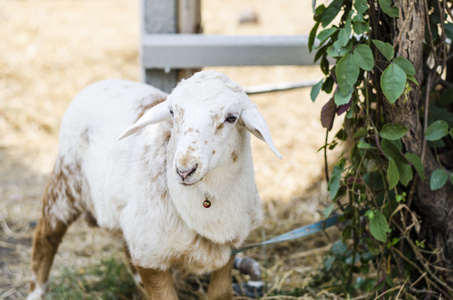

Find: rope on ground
[232,214,344,254]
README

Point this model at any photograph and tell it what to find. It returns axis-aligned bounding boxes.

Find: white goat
[28,70,281,300]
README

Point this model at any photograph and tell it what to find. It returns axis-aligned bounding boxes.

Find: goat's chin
[179,176,204,186]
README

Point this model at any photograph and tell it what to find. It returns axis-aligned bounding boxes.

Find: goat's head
[119,71,281,185]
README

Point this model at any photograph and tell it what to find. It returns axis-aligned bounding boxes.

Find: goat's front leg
[207,255,235,300]
[135,265,178,300]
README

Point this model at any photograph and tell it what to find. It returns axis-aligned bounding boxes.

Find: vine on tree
[308,0,453,297]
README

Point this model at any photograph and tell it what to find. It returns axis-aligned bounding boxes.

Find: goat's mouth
[180,177,203,186]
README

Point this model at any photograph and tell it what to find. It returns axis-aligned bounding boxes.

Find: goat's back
[56,79,167,228]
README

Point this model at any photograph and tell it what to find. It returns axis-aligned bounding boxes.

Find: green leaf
[317,27,337,43]
[311,79,324,102]
[323,203,335,218]
[320,55,330,75]
[369,210,388,242]
[309,22,320,52]
[358,140,375,149]
[314,45,328,62]
[387,158,399,190]
[425,120,449,141]
[379,0,399,17]
[321,0,344,27]
[354,0,369,14]
[329,161,345,199]
[381,63,406,103]
[430,169,448,191]
[397,163,413,186]
[429,102,453,127]
[337,20,352,47]
[389,139,402,151]
[445,23,453,40]
[353,21,369,35]
[380,123,408,140]
[353,127,367,140]
[331,240,348,254]
[407,75,419,86]
[392,57,416,76]
[314,4,326,21]
[353,44,374,71]
[404,153,425,181]
[322,76,334,93]
[372,40,394,61]
[450,173,453,185]
[336,53,360,94]
[327,43,352,57]
[381,139,408,163]
[352,14,364,22]
[334,88,353,105]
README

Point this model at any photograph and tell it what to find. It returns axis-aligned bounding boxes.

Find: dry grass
[0,0,343,299]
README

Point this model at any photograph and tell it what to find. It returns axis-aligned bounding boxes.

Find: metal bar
[142,34,316,69]
[244,79,321,94]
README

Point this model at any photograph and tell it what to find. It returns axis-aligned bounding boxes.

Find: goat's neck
[166,131,257,245]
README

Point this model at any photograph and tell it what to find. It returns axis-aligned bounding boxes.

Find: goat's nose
[177,164,197,180]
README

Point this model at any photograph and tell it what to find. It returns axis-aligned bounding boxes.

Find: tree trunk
[381,0,453,284]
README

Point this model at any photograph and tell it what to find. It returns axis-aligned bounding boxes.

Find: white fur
[27,274,47,300]
[52,71,280,275]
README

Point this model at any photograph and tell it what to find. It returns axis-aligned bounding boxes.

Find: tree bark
[381,0,453,284]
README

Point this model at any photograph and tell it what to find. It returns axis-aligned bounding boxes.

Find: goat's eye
[169,109,174,116]
[225,114,237,123]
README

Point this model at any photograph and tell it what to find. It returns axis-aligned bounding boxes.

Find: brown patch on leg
[135,265,178,300]
[29,216,72,292]
[29,158,85,296]
[207,255,235,300]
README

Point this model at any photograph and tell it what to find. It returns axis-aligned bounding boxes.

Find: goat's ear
[241,106,282,159]
[119,100,171,140]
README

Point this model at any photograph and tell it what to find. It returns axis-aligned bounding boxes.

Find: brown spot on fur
[212,150,216,155]
[178,153,196,167]
[45,158,89,213]
[84,211,98,227]
[205,140,208,145]
[215,123,224,135]
[184,128,194,136]
[211,113,221,127]
[231,151,238,163]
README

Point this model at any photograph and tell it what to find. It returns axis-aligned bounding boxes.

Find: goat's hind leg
[28,162,82,299]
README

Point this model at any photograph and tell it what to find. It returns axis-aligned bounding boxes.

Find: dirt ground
[0,0,342,298]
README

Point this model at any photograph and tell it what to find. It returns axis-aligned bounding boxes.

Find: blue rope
[232,214,344,254]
